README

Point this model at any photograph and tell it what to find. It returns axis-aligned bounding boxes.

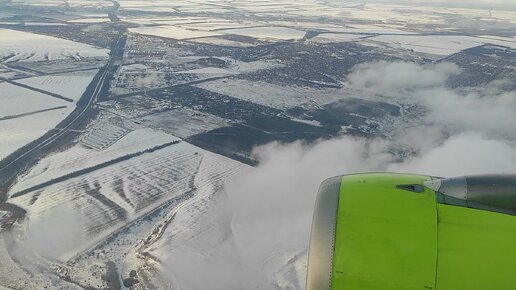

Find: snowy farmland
[310,33,370,44]
[0,28,109,63]
[68,18,111,24]
[219,27,306,41]
[0,82,74,159]
[129,26,222,40]
[195,78,346,110]
[368,35,516,56]
[138,152,252,289]
[0,67,99,160]
[100,95,179,119]
[81,123,129,151]
[139,107,230,139]
[15,71,98,103]
[9,128,180,193]
[187,36,259,47]
[0,106,73,161]
[0,82,69,117]
[10,0,113,9]
[7,126,248,288]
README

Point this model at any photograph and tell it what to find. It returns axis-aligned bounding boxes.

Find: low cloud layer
[348,61,460,93]
[7,205,85,277]
[348,61,516,138]
[25,205,85,262]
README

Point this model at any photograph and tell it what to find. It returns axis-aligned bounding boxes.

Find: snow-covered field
[369,34,516,56]
[9,128,180,193]
[219,27,306,41]
[174,59,283,75]
[0,82,70,118]
[180,22,258,32]
[141,153,252,289]
[9,136,196,260]
[173,67,233,75]
[81,123,129,150]
[344,24,417,34]
[15,70,98,103]
[117,0,516,29]
[310,33,369,44]
[129,26,222,40]
[0,65,31,79]
[16,61,104,74]
[139,107,230,139]
[474,36,516,49]
[7,124,248,288]
[68,18,110,24]
[10,0,113,9]
[187,36,259,47]
[369,35,486,56]
[195,78,346,110]
[0,106,73,160]
[0,68,98,160]
[0,29,109,63]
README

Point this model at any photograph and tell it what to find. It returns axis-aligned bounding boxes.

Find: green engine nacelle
[306,173,516,290]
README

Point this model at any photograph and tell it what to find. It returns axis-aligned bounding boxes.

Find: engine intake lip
[305,175,342,290]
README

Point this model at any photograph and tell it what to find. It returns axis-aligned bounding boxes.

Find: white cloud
[348,61,516,138]
[25,205,85,261]
[347,61,460,93]
[7,205,86,278]
[389,132,516,176]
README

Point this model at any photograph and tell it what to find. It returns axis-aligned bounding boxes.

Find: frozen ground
[68,18,110,24]
[219,27,306,41]
[10,127,180,193]
[9,0,113,9]
[474,36,516,49]
[8,135,194,262]
[0,68,97,160]
[0,82,69,118]
[368,35,516,56]
[100,95,179,119]
[344,24,417,34]
[173,67,233,75]
[13,61,104,75]
[0,29,109,63]
[0,65,30,79]
[195,78,347,110]
[81,123,130,151]
[180,21,259,32]
[7,124,248,288]
[187,36,260,47]
[369,35,488,56]
[174,59,283,75]
[129,26,222,40]
[310,33,370,44]
[15,70,98,103]
[141,153,253,289]
[139,107,230,139]
[0,106,73,160]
